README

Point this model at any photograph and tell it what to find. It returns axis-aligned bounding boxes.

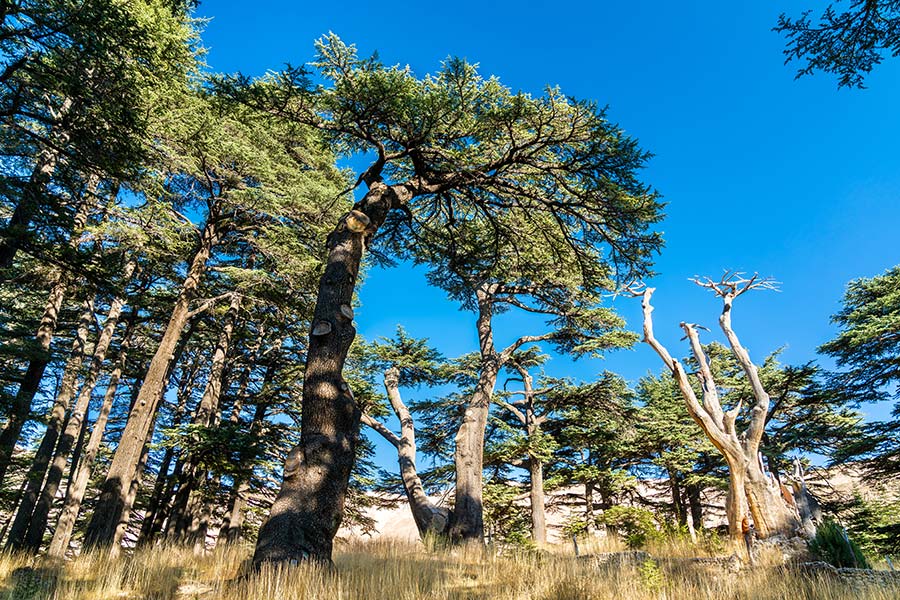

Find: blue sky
[196,1,900,466]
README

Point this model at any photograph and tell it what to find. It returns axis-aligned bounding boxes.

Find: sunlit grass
[0,538,896,599]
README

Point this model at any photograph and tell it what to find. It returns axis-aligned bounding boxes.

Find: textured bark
[219,363,275,546]
[361,366,449,539]
[84,215,220,550]
[253,181,407,566]
[5,297,93,550]
[449,292,499,543]
[0,190,93,485]
[47,316,135,559]
[639,287,799,539]
[23,266,133,551]
[528,456,547,545]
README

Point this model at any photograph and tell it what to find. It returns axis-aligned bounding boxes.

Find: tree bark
[22,263,135,552]
[528,455,547,545]
[0,189,93,485]
[47,316,135,559]
[84,214,220,550]
[252,181,408,566]
[449,290,499,543]
[361,366,449,539]
[5,297,93,550]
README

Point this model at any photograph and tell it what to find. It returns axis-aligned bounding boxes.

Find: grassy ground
[0,538,896,600]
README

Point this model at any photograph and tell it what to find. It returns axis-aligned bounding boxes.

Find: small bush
[598,506,662,549]
[808,519,870,569]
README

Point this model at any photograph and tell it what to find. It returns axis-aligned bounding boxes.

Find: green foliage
[597,506,662,549]
[840,491,900,558]
[638,558,664,592]
[776,2,900,88]
[808,519,870,569]
[821,266,900,480]
[482,480,533,547]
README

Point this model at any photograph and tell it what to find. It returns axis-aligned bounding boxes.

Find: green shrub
[808,519,870,569]
[597,506,662,549]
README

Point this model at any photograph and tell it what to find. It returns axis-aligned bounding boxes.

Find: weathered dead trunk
[639,283,800,540]
[5,298,93,550]
[84,215,220,550]
[47,316,135,559]
[361,366,449,539]
[252,182,406,566]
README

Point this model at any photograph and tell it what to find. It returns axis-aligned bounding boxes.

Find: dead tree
[635,274,799,539]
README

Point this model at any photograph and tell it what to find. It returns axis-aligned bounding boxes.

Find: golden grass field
[0,537,896,600]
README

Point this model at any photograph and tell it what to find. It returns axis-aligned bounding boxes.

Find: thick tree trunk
[47,317,135,559]
[84,216,220,550]
[528,455,546,545]
[449,293,498,543]
[5,298,93,550]
[744,457,795,539]
[252,182,405,566]
[725,459,749,538]
[686,482,704,531]
[23,267,133,552]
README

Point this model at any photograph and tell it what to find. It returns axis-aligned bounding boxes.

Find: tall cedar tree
[225,35,662,565]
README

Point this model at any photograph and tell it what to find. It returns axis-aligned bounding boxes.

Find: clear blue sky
[196,1,900,467]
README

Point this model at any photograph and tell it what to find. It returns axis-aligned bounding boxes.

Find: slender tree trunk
[84,215,220,550]
[5,298,93,550]
[47,317,135,559]
[584,481,595,534]
[252,182,406,566]
[0,97,73,271]
[667,467,686,526]
[528,455,546,545]
[22,265,134,552]
[0,190,93,485]
[361,366,449,539]
[219,364,275,546]
[169,294,241,542]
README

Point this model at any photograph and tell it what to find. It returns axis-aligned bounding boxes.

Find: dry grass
[0,538,896,600]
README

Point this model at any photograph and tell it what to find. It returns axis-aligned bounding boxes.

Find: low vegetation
[0,539,897,600]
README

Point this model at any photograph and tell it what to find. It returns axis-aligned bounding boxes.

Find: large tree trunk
[84,215,220,550]
[252,182,405,566]
[47,317,135,559]
[22,279,132,551]
[744,456,795,539]
[361,366,449,540]
[449,292,498,543]
[5,298,93,550]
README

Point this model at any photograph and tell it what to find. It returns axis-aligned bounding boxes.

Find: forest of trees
[0,0,897,577]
